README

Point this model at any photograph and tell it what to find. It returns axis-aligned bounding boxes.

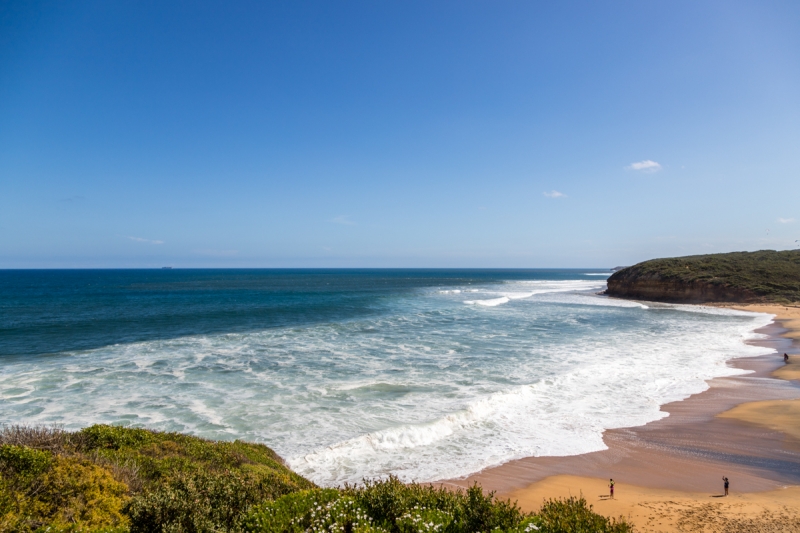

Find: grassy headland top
[0,424,633,533]
[606,249,800,304]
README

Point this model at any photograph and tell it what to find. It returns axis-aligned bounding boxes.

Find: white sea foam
[464,297,510,306]
[288,308,775,484]
[461,280,606,307]
[539,293,649,309]
[0,279,780,486]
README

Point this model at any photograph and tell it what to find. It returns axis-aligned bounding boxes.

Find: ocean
[0,269,773,485]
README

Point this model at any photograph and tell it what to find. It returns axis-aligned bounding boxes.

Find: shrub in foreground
[244,480,634,533]
[2,425,635,533]
[344,477,526,533]
[536,496,633,533]
[247,478,633,533]
[245,477,546,533]
[1,424,312,533]
[0,445,129,532]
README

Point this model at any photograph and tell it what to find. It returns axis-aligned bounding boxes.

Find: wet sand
[442,304,800,531]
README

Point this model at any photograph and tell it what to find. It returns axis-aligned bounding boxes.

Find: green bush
[245,490,389,533]
[0,426,314,533]
[80,426,157,451]
[0,445,53,479]
[535,496,632,533]
[0,452,129,533]
[245,477,537,533]
[345,477,525,533]
[125,470,245,533]
[396,505,454,533]
[109,433,312,532]
[1,427,635,533]
[242,489,342,533]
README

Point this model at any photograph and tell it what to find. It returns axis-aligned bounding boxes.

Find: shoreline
[442,303,800,531]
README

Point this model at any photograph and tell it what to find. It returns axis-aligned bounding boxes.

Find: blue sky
[1,1,799,268]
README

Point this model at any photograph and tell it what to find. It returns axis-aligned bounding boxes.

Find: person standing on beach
[609,479,615,499]
[723,476,729,496]
[786,353,790,363]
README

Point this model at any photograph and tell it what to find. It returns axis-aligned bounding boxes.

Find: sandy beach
[445,304,800,532]
[509,475,800,532]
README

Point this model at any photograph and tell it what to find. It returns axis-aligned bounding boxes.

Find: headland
[604,249,800,304]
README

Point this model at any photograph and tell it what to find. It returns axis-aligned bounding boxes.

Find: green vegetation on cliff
[1,425,633,533]
[607,249,800,303]
[0,424,312,532]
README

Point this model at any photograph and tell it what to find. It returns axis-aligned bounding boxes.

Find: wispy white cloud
[626,160,662,172]
[778,217,795,224]
[332,215,356,225]
[543,190,566,198]
[128,236,164,245]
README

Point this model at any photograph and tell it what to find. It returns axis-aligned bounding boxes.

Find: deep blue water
[0,269,606,358]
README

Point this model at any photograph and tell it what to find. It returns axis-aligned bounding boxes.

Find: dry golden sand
[485,304,800,532]
[507,475,800,533]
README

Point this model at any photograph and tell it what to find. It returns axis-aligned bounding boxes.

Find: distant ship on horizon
[161,266,173,270]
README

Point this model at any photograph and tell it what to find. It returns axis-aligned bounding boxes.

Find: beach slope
[451,304,800,532]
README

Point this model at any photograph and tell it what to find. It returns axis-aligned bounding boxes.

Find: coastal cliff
[606,249,800,304]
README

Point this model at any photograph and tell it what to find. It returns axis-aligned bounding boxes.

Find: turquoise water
[0,269,773,485]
